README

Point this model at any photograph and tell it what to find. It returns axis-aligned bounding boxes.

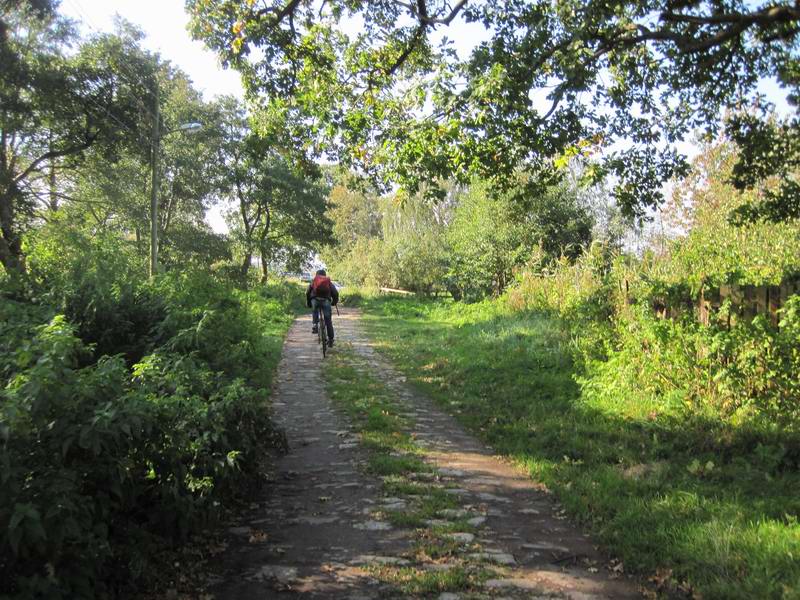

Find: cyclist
[306,269,338,347]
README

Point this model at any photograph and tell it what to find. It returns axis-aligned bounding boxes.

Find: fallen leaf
[248,530,268,543]
[649,567,673,588]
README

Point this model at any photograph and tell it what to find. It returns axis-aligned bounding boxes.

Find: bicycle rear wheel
[319,307,327,358]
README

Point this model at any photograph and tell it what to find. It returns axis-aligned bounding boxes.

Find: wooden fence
[646,278,800,327]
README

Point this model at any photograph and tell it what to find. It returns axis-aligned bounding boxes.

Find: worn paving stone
[438,467,466,477]
[251,564,298,583]
[351,555,410,566]
[354,520,393,531]
[469,552,517,566]
[424,518,451,527]
[439,508,469,519]
[476,492,512,503]
[210,317,411,599]
[445,532,475,543]
[522,542,572,553]
[291,516,340,525]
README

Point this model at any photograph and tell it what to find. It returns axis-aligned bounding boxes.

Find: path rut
[211,308,644,599]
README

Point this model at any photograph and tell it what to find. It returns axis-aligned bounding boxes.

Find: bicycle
[315,299,329,358]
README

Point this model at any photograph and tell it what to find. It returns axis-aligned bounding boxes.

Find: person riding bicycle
[306,269,338,347]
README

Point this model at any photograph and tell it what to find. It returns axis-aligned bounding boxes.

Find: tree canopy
[187,0,800,219]
[1,2,155,273]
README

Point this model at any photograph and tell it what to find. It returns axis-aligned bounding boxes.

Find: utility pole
[149,78,160,279]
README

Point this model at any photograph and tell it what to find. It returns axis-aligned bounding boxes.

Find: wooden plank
[379,287,415,296]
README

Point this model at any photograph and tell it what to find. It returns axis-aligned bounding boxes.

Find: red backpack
[311,274,332,297]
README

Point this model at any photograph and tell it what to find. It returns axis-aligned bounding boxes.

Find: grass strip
[323,345,493,595]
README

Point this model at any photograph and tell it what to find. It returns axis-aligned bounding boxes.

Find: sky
[59,0,245,100]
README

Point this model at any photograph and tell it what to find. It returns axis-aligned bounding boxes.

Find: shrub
[505,238,800,429]
[1,259,295,598]
[583,297,800,427]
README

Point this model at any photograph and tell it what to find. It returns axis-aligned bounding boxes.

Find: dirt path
[211,308,644,599]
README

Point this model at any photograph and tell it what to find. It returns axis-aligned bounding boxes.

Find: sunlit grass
[366,564,489,595]
[360,296,800,599]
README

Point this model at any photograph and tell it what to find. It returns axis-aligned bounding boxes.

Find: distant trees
[214,97,332,281]
[0,3,152,274]
[323,175,595,299]
[0,1,332,283]
[446,180,593,300]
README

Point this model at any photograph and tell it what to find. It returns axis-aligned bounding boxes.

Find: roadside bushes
[323,176,594,299]
[506,242,623,365]
[585,297,800,427]
[507,244,800,429]
[26,226,165,363]
[0,243,296,597]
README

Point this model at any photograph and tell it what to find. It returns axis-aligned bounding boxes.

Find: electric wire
[64,0,161,140]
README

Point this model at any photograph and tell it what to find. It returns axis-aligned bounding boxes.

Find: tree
[319,182,385,286]
[0,4,155,275]
[214,97,332,281]
[155,66,221,266]
[187,0,800,219]
[447,178,593,299]
[380,190,450,295]
[39,23,224,271]
[327,183,383,249]
[664,139,800,288]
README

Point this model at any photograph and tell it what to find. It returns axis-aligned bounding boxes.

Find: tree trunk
[0,234,24,275]
[240,250,252,279]
[0,183,25,276]
[48,133,58,212]
[258,206,271,284]
[260,250,268,284]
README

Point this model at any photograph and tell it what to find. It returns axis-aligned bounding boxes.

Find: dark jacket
[306,277,338,307]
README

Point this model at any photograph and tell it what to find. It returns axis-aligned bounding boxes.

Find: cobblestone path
[211,309,643,599]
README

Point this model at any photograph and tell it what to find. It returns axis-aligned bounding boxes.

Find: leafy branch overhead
[188,0,800,218]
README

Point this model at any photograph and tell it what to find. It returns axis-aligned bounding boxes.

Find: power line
[65,0,161,129]
[80,90,154,151]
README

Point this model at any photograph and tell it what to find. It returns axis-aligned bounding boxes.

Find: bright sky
[59,0,245,100]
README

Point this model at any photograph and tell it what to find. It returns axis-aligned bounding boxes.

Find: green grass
[382,487,466,529]
[369,454,431,476]
[412,530,468,561]
[358,296,800,600]
[366,565,490,596]
[323,345,496,596]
